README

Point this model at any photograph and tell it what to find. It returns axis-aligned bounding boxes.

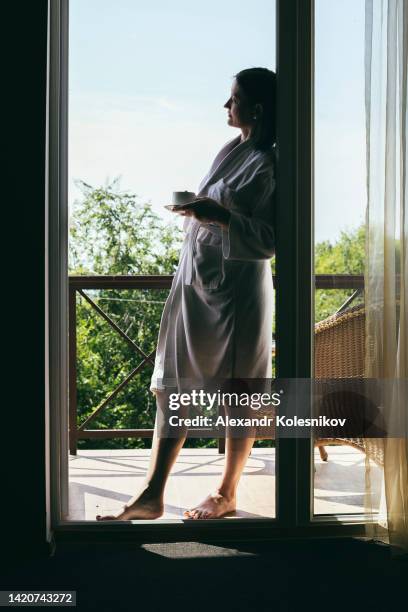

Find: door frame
[48,0,371,542]
[48,0,70,525]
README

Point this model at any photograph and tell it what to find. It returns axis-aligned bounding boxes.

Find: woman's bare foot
[183,490,236,519]
[96,487,163,521]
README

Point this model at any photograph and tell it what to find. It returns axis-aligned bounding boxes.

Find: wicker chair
[314,303,384,467]
[222,303,384,466]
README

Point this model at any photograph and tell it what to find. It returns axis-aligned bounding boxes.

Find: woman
[96,67,277,521]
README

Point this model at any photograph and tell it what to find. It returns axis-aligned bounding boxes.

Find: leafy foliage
[314,224,365,322]
[69,178,181,275]
[70,180,182,449]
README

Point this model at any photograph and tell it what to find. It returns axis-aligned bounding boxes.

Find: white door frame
[47,0,372,539]
[48,0,70,525]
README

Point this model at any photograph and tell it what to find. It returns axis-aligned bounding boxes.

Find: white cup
[172,191,196,206]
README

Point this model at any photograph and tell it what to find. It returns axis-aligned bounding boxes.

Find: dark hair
[234,67,276,152]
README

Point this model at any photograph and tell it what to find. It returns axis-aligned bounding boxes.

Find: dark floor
[1,538,406,611]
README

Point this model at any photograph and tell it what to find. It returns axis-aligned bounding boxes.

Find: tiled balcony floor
[67,445,382,521]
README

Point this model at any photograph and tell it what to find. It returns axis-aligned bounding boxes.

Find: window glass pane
[313,0,382,516]
[68,0,276,522]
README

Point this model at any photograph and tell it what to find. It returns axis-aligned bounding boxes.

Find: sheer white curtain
[365,0,408,552]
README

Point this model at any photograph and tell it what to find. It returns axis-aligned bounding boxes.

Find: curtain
[365,0,408,553]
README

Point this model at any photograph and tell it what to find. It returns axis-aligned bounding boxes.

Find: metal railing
[68,274,364,454]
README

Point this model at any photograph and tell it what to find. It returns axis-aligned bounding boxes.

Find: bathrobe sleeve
[183,216,192,233]
[221,165,276,261]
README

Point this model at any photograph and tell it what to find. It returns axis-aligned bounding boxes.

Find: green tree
[69,178,182,275]
[69,179,183,450]
[314,224,365,322]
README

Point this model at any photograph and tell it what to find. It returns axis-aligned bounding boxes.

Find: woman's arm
[178,197,231,229]
[221,167,276,261]
[178,163,276,261]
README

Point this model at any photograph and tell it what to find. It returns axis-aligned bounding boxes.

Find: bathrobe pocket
[192,229,224,291]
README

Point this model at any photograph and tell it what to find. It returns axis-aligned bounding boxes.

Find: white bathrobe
[150,135,276,394]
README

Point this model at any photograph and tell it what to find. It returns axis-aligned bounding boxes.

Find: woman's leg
[184,384,259,519]
[96,390,187,520]
[183,435,256,519]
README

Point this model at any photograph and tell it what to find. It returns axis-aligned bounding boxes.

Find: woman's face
[224,79,254,129]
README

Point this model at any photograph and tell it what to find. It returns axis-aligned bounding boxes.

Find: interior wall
[2,0,50,557]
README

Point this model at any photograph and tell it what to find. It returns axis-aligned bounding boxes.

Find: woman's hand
[177,197,231,229]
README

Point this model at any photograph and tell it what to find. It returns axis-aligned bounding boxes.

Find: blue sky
[69,0,366,244]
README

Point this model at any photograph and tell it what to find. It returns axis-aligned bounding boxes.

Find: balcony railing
[68,274,364,455]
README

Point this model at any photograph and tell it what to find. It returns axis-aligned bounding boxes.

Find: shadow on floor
[1,538,406,611]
